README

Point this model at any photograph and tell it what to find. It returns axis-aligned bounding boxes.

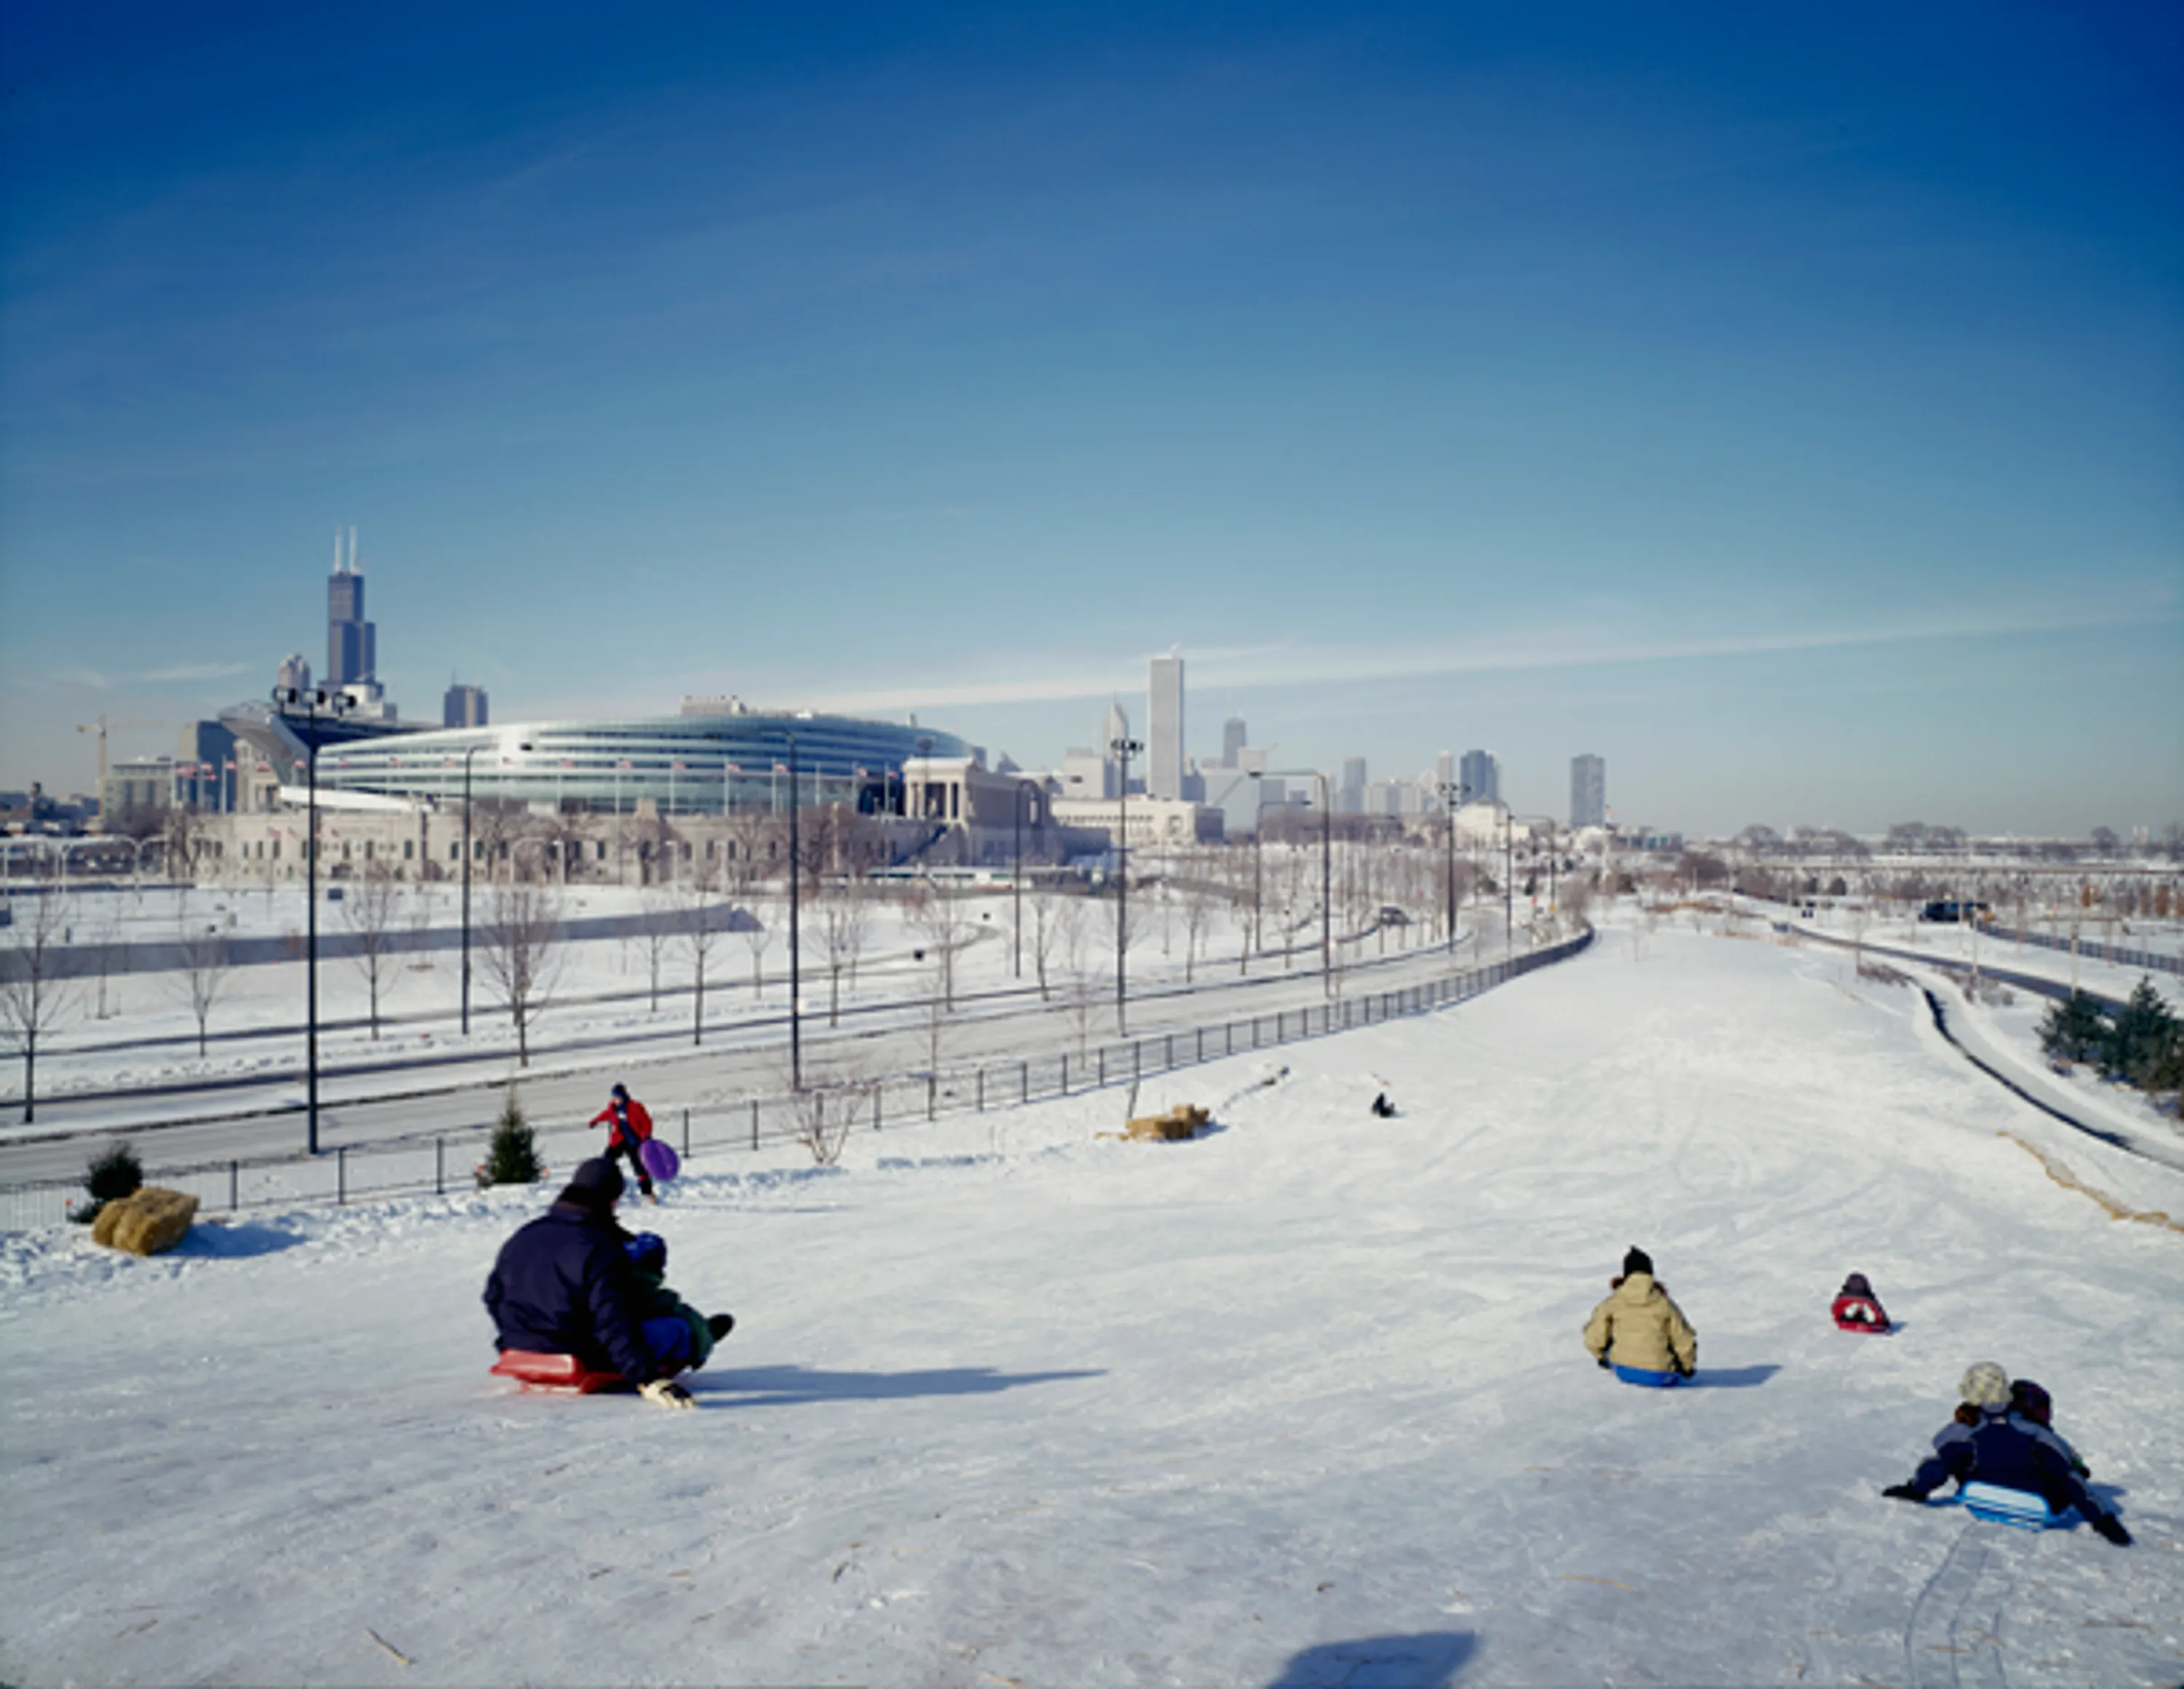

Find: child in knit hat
[1883,1362,2129,1545]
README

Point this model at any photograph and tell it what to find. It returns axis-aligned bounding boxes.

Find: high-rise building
[1460,749,1500,806]
[1222,716,1248,769]
[1570,753,1607,828]
[1147,654,1184,800]
[178,720,237,812]
[1340,756,1367,814]
[275,652,312,697]
[1436,750,1455,799]
[444,683,490,728]
[327,527,376,686]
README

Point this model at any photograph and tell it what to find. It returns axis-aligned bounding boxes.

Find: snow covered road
[2,923,2179,1686]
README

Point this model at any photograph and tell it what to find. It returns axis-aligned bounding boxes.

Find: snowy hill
[3,924,2179,1687]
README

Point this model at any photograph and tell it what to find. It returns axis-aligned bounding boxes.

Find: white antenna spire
[349,524,359,573]
[333,531,344,573]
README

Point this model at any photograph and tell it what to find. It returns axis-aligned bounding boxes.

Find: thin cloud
[796,602,2166,715]
[140,662,251,684]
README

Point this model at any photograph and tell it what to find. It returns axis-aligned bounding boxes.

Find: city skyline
[1,4,2178,836]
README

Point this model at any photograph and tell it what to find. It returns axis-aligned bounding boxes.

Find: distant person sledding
[1881,1362,2129,1544]
[1830,1272,1891,1333]
[1584,1246,1697,1386]
[590,1083,660,1203]
[1370,1091,1398,1119]
[483,1158,709,1408]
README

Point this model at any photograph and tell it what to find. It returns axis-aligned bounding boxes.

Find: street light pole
[1437,779,1467,952]
[1013,781,1036,980]
[459,741,484,1037]
[1109,734,1142,1034]
[277,684,348,1155]
[786,733,802,1091]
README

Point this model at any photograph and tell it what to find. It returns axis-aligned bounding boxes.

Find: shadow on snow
[1267,1631,1476,1688]
[692,1362,1104,1407]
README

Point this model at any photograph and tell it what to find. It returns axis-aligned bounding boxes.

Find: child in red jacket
[1831,1272,1890,1332]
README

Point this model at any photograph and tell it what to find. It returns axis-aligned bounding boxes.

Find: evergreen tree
[2102,978,2181,1088]
[2037,990,2108,1065]
[478,1087,544,1188]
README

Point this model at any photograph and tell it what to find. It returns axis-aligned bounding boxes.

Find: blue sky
[3,2,2179,835]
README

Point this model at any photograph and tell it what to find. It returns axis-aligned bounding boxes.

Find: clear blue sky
[3,2,2179,836]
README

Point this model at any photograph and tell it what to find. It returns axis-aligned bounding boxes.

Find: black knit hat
[1621,1246,1653,1278]
[559,1156,625,1209]
[1841,1272,1874,1298]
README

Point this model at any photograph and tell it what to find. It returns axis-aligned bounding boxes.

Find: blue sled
[1613,1364,1685,1388]
[1956,1482,2074,1532]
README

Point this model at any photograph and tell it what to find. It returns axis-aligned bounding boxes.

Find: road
[0,919,1524,1189]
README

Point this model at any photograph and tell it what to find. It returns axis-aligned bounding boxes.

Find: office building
[1221,716,1248,768]
[1571,753,1607,828]
[326,527,377,687]
[1147,654,1184,800]
[178,720,237,812]
[444,683,490,728]
[1339,756,1367,815]
[275,652,312,696]
[1436,750,1455,798]
[1460,749,1500,806]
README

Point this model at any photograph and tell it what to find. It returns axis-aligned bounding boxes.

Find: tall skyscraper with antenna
[327,526,376,687]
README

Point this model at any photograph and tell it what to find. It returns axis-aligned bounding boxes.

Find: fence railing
[1977,925,2182,978]
[4,927,1592,1231]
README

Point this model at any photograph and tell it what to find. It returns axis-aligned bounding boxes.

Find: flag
[724,762,740,773]
[672,760,686,771]
[617,759,633,769]
[774,762,788,774]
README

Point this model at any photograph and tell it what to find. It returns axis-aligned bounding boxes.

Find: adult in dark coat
[1883,1361,2126,1543]
[483,1158,693,1409]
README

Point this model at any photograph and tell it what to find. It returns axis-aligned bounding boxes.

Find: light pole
[457,740,488,1037]
[1013,780,1038,980]
[1436,779,1468,952]
[1110,733,1142,1032]
[1264,767,1334,994]
[276,683,350,1155]
[784,732,802,1090]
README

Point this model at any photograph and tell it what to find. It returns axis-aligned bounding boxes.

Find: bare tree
[479,882,565,1067]
[678,858,729,1046]
[0,870,77,1123]
[634,887,677,1013]
[816,869,871,1027]
[786,1055,871,1167]
[171,922,232,1059]
[1177,852,1216,984]
[737,888,775,1002]
[1029,886,1070,1002]
[910,877,977,1011]
[342,862,405,1039]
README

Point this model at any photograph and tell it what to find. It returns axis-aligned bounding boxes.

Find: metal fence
[1978,925,2183,978]
[5,928,1591,1231]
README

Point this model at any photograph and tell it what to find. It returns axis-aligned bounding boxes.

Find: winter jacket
[483,1203,662,1384]
[1934,1408,2089,1479]
[634,1263,716,1372]
[590,1097,654,1150]
[1911,1405,2102,1519]
[1583,1273,1698,1375]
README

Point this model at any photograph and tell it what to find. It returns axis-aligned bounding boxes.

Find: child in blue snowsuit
[1883,1363,2128,1545]
[624,1232,732,1376]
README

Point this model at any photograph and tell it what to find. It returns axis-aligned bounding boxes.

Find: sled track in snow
[1904,1522,2012,1689]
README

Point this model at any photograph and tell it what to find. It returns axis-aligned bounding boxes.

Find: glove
[639,1379,695,1411]
[2088,1513,2132,1546]
[1882,1484,1927,1503]
[1597,1356,1610,1369]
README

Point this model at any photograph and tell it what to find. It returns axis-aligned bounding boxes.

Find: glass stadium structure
[222,702,970,818]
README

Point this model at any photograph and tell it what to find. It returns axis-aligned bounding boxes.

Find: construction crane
[75,714,162,789]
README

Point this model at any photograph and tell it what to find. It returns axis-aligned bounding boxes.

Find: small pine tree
[478,1088,544,1188]
[72,1142,145,1225]
[2037,991,2108,1065]
[2102,978,2182,1089]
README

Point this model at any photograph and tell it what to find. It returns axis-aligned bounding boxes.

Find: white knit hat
[1960,1361,2011,1407]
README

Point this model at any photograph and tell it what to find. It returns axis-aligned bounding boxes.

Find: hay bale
[91,1186,199,1256]
[1123,1104,1209,1142]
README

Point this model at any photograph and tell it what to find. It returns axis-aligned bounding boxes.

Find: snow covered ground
[4,922,2182,1686]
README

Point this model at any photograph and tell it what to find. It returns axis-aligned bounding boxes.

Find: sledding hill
[3,924,2179,1687]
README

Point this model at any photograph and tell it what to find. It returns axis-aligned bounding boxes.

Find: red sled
[1831,1294,1891,1334]
[490,1350,629,1393]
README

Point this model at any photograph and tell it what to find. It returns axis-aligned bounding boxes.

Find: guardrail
[4,927,1592,1231]
[1977,925,2182,978]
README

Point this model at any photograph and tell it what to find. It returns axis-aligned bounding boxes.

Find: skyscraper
[1570,753,1607,828]
[1147,654,1184,800]
[1460,749,1500,806]
[1222,716,1247,769]
[444,682,490,728]
[1340,756,1367,814]
[1436,749,1455,799]
[326,527,376,687]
